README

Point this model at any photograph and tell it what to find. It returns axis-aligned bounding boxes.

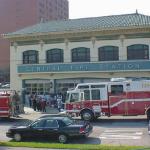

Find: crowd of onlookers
[26,93,65,112]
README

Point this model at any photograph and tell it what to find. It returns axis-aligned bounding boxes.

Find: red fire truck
[65,79,150,121]
[0,89,14,118]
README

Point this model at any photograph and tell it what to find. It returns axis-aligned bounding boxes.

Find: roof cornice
[3,26,150,41]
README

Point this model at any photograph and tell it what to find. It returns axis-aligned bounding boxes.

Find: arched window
[98,46,119,61]
[46,49,63,63]
[127,44,149,60]
[23,50,39,64]
[72,47,90,62]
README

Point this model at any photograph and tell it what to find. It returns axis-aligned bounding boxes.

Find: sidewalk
[24,106,59,114]
[19,106,59,120]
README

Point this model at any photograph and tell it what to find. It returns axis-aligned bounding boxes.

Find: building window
[98,46,119,61]
[25,82,50,95]
[23,50,39,64]
[127,44,149,60]
[72,47,90,62]
[46,49,63,63]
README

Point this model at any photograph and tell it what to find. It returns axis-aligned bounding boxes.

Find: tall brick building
[0,0,69,82]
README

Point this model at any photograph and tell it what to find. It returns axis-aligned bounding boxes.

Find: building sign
[17,60,150,73]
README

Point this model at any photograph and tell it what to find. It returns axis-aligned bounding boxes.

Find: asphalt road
[0,110,150,147]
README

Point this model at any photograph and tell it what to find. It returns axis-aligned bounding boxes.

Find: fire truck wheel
[81,110,94,121]
[14,133,22,142]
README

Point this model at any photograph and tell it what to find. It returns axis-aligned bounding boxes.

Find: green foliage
[0,141,149,150]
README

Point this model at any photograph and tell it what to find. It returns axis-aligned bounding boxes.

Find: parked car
[6,116,93,143]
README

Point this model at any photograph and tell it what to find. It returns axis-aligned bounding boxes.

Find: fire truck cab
[0,89,20,118]
[0,89,15,118]
[65,79,150,121]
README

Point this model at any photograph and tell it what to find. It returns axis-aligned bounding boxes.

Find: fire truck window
[111,85,123,95]
[91,90,100,100]
[65,93,70,102]
[81,93,84,100]
[91,85,105,88]
[84,90,90,100]
[78,85,89,89]
[70,93,79,102]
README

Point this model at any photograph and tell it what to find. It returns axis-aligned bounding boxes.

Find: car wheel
[58,134,67,143]
[81,110,94,121]
[14,133,22,142]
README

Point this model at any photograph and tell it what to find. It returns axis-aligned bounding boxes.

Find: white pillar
[64,39,71,63]
[39,40,45,63]
[90,37,98,62]
[119,35,127,60]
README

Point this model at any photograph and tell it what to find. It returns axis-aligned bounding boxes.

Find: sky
[68,0,150,19]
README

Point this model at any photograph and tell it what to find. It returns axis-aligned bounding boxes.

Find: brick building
[0,0,69,82]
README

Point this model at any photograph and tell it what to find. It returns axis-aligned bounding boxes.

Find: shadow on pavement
[7,136,101,145]
[70,137,101,144]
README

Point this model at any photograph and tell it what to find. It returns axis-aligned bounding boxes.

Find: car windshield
[62,117,73,126]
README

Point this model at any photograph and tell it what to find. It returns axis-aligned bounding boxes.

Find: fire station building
[4,13,150,95]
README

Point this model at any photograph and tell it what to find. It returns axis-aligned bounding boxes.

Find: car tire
[14,133,22,142]
[58,134,67,143]
[81,110,94,121]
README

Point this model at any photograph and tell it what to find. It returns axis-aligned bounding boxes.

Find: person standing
[57,93,62,112]
[11,91,20,117]
[10,91,16,117]
[29,93,32,108]
[41,94,46,112]
[32,93,37,111]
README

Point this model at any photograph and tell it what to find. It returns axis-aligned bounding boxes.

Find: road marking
[99,129,143,140]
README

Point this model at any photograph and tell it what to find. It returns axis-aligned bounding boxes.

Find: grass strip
[0,141,149,150]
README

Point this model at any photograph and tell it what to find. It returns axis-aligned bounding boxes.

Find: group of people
[27,93,64,112]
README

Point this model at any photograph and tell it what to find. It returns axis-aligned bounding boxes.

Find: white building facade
[4,13,150,101]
